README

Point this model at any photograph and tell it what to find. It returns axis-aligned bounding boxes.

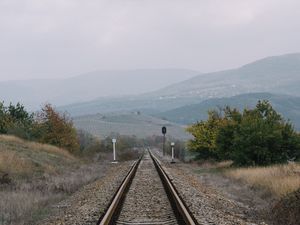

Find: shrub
[34,104,80,153]
[186,110,222,160]
[187,101,300,166]
[272,188,300,225]
[0,102,34,138]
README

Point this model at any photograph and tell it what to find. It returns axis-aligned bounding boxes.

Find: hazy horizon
[0,68,200,82]
[1,0,300,81]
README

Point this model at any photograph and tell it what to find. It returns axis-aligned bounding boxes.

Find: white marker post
[171,142,175,163]
[112,138,117,163]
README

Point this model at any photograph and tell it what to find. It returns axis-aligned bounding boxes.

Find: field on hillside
[0,135,108,225]
[73,112,191,140]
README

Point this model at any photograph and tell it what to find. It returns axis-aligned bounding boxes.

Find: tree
[0,102,34,138]
[6,103,34,139]
[0,102,9,133]
[187,100,300,166]
[186,110,222,159]
[230,101,297,166]
[35,104,79,152]
[77,129,101,156]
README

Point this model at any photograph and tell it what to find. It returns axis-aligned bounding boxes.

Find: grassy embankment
[197,160,300,225]
[225,163,300,225]
[0,135,106,225]
[225,163,300,197]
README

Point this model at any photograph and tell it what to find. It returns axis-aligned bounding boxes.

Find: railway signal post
[162,126,167,156]
[112,138,117,163]
[171,142,175,163]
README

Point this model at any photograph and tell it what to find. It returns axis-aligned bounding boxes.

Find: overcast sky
[0,0,300,81]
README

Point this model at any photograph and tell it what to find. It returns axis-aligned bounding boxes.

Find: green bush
[0,102,34,138]
[187,100,300,166]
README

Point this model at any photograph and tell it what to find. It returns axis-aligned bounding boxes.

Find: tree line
[187,100,300,166]
[0,102,168,158]
[0,102,79,153]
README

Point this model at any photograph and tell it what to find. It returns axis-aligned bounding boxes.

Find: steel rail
[97,157,141,225]
[98,150,198,225]
[149,151,199,225]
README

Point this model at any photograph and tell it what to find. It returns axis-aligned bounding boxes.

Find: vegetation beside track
[187,100,300,166]
[0,135,107,225]
[224,162,300,197]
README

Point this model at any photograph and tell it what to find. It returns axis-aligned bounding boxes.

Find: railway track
[98,150,198,225]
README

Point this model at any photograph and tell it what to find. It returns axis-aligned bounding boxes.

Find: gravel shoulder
[39,161,134,225]
[153,149,269,225]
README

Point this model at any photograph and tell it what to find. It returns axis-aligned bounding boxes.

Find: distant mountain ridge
[156,92,300,130]
[151,53,300,98]
[60,53,300,116]
[0,69,199,110]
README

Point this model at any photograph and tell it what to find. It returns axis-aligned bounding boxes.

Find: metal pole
[162,126,167,157]
[163,134,165,156]
[171,142,175,163]
[113,142,116,161]
[172,146,174,162]
[112,138,117,162]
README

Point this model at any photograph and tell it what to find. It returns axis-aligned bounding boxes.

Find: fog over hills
[0,69,199,110]
[73,112,190,140]
[152,53,300,98]
[2,53,300,137]
[1,53,300,119]
[60,53,300,116]
[156,92,300,130]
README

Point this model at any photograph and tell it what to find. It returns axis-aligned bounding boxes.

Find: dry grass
[0,135,78,177]
[0,135,75,160]
[0,166,108,224]
[0,134,109,225]
[195,160,233,169]
[0,151,34,176]
[0,190,61,225]
[225,163,300,197]
[0,163,108,225]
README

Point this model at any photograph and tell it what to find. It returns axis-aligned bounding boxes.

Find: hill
[0,135,77,178]
[73,112,190,140]
[152,53,300,99]
[60,53,300,116]
[156,93,300,130]
[0,135,109,224]
[59,95,198,116]
[0,69,199,110]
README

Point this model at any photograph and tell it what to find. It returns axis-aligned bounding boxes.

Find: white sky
[0,0,300,81]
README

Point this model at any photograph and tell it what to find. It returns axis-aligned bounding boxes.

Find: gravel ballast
[38,149,271,225]
[40,161,134,225]
[116,152,178,224]
[154,150,268,225]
